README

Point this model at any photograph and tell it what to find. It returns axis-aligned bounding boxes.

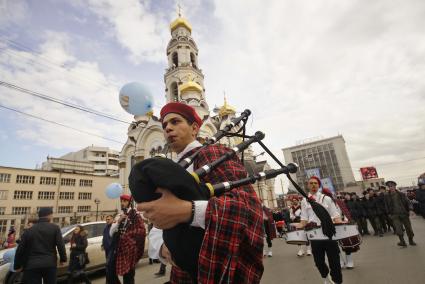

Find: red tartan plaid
[170,144,264,284]
[116,209,146,275]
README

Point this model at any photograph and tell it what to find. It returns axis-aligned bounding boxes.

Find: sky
[0,0,424,192]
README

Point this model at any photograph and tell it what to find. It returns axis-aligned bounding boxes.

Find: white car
[0,221,107,284]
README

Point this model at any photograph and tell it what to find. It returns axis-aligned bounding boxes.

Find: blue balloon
[105,183,123,199]
[119,82,153,116]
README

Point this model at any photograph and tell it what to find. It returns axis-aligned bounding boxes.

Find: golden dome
[170,17,192,33]
[179,81,203,93]
[219,97,236,117]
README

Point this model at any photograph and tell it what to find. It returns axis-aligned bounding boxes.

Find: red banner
[360,167,378,180]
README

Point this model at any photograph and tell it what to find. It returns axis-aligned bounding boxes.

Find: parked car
[0,221,107,284]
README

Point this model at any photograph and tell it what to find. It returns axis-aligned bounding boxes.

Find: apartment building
[0,166,120,240]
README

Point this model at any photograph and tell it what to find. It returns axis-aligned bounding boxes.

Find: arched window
[172,52,178,67]
[190,53,197,69]
[170,82,178,101]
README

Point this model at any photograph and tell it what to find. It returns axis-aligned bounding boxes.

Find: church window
[172,52,178,67]
[190,53,197,68]
[171,82,178,101]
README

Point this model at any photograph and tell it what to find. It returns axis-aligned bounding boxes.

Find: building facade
[282,135,356,192]
[244,148,277,209]
[42,146,120,176]
[0,166,119,240]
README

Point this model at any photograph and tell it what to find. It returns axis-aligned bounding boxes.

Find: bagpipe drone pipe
[128,110,335,279]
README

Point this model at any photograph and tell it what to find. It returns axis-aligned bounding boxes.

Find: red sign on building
[360,167,378,180]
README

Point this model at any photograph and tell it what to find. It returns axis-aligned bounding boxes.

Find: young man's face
[388,185,396,192]
[307,178,320,194]
[162,113,199,153]
[120,199,130,209]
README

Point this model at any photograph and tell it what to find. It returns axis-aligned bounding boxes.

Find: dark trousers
[368,216,382,235]
[311,240,342,284]
[23,267,57,284]
[357,217,369,235]
[264,221,272,248]
[391,215,414,238]
[108,268,135,284]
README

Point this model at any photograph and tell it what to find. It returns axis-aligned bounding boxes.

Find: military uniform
[384,181,416,246]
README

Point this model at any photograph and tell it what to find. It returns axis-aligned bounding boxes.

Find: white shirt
[300,192,340,225]
[148,140,208,262]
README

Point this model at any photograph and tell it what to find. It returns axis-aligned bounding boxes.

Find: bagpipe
[128,109,336,280]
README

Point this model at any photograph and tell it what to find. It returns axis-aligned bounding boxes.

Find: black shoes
[397,236,407,247]
[408,238,417,246]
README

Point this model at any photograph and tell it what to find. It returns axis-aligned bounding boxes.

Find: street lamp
[94,198,100,221]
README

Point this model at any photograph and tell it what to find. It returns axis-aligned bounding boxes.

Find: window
[0,220,7,236]
[40,177,57,185]
[172,52,178,67]
[0,190,7,200]
[61,178,76,186]
[77,206,91,213]
[38,191,55,200]
[36,206,53,213]
[58,206,73,213]
[12,207,31,215]
[16,175,35,184]
[59,192,74,200]
[13,190,33,200]
[171,82,178,101]
[78,192,92,200]
[0,173,11,183]
[85,223,106,238]
[79,179,93,187]
[190,53,197,68]
[0,207,5,215]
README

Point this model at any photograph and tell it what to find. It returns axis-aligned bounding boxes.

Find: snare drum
[284,225,308,245]
[306,224,360,241]
[338,234,362,250]
[337,224,362,250]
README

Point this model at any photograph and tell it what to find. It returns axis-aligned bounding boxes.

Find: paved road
[91,216,425,284]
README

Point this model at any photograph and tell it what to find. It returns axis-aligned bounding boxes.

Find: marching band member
[108,194,146,284]
[322,188,358,270]
[290,198,311,256]
[299,176,343,284]
[137,102,264,283]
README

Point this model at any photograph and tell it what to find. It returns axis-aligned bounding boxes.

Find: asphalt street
[90,216,425,284]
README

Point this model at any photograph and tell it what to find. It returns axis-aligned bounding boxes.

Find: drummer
[299,176,343,284]
[290,197,311,257]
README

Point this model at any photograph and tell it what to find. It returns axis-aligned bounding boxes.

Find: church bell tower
[164,8,209,120]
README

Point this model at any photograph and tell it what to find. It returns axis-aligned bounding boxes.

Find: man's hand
[160,244,176,266]
[137,188,192,229]
[118,214,128,223]
[15,268,23,273]
[59,262,66,267]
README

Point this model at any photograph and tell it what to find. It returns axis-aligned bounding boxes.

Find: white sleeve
[191,200,208,229]
[109,222,119,237]
[325,197,341,219]
[148,227,164,261]
[300,199,309,221]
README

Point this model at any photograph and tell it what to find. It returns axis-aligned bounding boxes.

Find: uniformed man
[384,181,416,247]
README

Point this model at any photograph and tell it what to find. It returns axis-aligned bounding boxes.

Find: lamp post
[94,198,100,221]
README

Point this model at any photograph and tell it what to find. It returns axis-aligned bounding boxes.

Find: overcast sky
[1,0,424,191]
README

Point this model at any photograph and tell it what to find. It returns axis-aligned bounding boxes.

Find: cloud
[194,0,425,186]
[82,0,170,64]
[0,31,130,150]
[0,0,29,27]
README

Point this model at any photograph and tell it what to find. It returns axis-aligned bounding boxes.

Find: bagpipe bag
[128,157,210,279]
